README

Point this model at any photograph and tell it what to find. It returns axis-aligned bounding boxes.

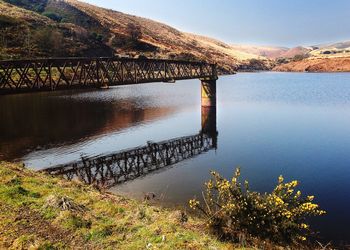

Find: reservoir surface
[1,72,350,244]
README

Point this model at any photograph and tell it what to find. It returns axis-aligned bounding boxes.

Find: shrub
[247,58,268,70]
[189,168,326,245]
[64,214,91,230]
[276,57,289,65]
[42,11,62,22]
[111,35,127,47]
[0,15,19,27]
[292,54,309,61]
[126,23,142,42]
[5,0,48,13]
[33,27,64,55]
[174,52,197,61]
[91,32,104,42]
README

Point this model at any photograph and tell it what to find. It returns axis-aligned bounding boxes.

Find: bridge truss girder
[0,57,217,94]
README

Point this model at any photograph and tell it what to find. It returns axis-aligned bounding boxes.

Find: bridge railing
[41,132,216,188]
[0,57,217,94]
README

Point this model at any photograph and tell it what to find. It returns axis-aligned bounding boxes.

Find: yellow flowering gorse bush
[189,168,326,245]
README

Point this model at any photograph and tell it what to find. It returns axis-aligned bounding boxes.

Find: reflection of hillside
[0,92,178,160]
[42,105,218,187]
[99,106,176,136]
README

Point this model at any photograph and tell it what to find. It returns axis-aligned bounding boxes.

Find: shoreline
[0,162,230,249]
[0,162,334,249]
[236,70,350,73]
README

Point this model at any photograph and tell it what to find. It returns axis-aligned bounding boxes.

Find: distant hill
[273,57,350,72]
[229,44,289,59]
[273,41,350,72]
[309,41,350,58]
[0,0,349,72]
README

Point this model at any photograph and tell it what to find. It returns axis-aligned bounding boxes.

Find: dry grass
[0,162,234,249]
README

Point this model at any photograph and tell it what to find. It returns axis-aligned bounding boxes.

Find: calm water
[1,72,350,244]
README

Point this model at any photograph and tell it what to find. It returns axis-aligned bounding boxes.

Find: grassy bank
[0,162,231,249]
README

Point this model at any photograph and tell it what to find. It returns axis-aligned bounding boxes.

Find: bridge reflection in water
[42,107,217,188]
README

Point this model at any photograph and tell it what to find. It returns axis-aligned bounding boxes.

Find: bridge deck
[0,57,217,94]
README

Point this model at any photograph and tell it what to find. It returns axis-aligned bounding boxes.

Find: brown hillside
[0,1,113,58]
[273,57,350,72]
[0,0,244,73]
[2,0,350,72]
[65,0,240,73]
[229,44,289,59]
[279,46,311,59]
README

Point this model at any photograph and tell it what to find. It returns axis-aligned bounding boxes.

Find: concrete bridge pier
[201,78,217,108]
[201,78,218,148]
[201,105,218,149]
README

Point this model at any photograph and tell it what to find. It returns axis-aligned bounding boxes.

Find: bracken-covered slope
[0,0,288,72]
[66,0,245,73]
[0,0,245,73]
[1,0,350,72]
[0,1,114,58]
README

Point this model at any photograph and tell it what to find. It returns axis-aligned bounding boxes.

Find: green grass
[0,162,233,249]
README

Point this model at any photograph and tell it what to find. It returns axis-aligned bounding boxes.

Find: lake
[1,72,350,244]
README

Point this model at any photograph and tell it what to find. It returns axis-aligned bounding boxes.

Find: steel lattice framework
[0,57,217,94]
[42,133,216,188]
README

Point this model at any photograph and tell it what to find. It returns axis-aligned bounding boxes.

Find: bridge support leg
[201,79,218,148]
[201,106,218,149]
[201,79,216,107]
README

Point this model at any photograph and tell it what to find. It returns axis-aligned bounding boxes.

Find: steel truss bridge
[42,132,217,188]
[0,57,217,94]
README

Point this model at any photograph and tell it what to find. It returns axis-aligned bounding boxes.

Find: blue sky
[81,0,350,47]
